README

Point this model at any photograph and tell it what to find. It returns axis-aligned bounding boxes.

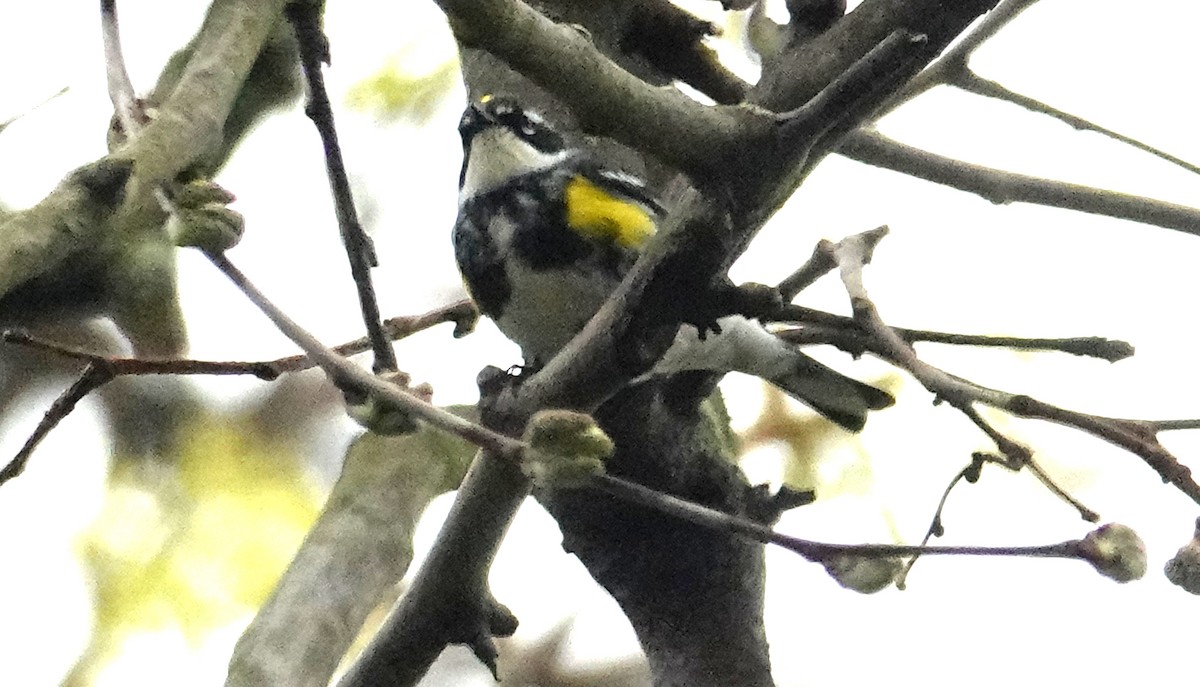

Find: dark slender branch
[0,300,472,487]
[1026,457,1100,522]
[2,300,472,378]
[826,227,1101,520]
[592,473,1089,563]
[0,363,114,486]
[267,300,478,373]
[773,304,1134,362]
[820,228,1199,509]
[3,330,281,379]
[896,453,995,589]
[285,3,396,373]
[886,0,1200,180]
[1001,395,1200,504]
[952,69,1200,177]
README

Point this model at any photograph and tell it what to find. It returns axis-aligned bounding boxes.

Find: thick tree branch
[436,0,746,182]
[0,160,133,300]
[343,1,1003,685]
[225,420,477,687]
[2,0,296,359]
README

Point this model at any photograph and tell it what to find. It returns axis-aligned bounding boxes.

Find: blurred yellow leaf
[79,409,323,662]
[346,46,458,125]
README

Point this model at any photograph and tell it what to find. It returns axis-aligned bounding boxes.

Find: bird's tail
[653,316,892,431]
[766,351,893,432]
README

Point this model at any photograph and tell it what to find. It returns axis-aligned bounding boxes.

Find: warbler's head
[458,96,569,198]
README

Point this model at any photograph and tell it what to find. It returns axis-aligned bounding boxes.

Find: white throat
[459,128,567,201]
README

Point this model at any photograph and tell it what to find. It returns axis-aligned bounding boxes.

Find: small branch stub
[169,179,244,253]
[344,370,432,436]
[521,410,613,489]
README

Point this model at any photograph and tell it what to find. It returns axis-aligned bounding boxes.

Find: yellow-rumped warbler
[453,96,891,430]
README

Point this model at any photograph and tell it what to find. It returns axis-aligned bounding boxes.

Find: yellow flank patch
[564,175,656,248]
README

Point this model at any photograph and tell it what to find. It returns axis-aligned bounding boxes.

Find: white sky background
[2,1,1200,685]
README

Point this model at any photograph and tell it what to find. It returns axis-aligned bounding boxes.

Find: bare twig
[881,0,1200,177]
[0,87,68,135]
[773,304,1134,362]
[203,250,520,458]
[2,330,281,379]
[2,302,472,378]
[0,300,473,486]
[839,129,1200,236]
[1150,419,1200,432]
[592,473,1093,564]
[826,227,1100,520]
[0,363,113,486]
[896,453,995,589]
[950,69,1200,177]
[884,0,1043,112]
[285,3,396,374]
[267,300,478,373]
[822,227,1200,511]
[1026,457,1099,522]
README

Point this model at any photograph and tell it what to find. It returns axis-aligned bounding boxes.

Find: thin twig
[0,363,114,486]
[1002,395,1200,504]
[773,305,1135,362]
[285,3,396,373]
[883,0,1043,113]
[1026,457,1099,522]
[267,300,478,373]
[896,453,995,589]
[827,227,1101,520]
[0,86,68,135]
[1150,419,1200,432]
[1,301,472,378]
[2,330,280,378]
[591,473,1087,563]
[820,225,1200,506]
[950,69,1200,177]
[203,250,521,459]
[839,129,1200,237]
[0,300,472,486]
